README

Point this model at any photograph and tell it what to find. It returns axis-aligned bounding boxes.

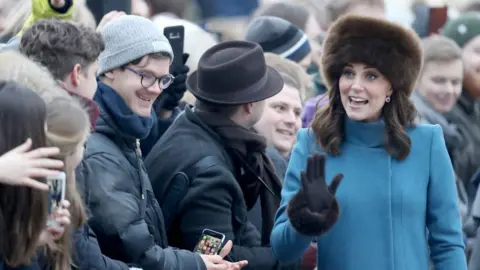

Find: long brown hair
[311,77,416,160]
[0,81,49,267]
[44,97,90,270]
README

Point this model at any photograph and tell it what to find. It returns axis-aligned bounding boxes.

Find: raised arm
[270,129,315,262]
[270,129,343,263]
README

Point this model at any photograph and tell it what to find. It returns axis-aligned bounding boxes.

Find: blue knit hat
[97,15,173,75]
[245,16,311,63]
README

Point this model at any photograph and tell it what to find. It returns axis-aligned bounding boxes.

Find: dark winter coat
[75,97,205,270]
[145,107,300,270]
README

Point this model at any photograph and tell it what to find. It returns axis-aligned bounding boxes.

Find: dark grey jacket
[145,107,299,270]
[75,98,205,270]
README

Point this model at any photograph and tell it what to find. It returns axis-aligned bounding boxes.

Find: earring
[385,96,391,103]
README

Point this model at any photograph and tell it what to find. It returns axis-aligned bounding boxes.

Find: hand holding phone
[47,172,66,228]
[194,229,225,255]
[199,240,249,270]
[38,200,71,246]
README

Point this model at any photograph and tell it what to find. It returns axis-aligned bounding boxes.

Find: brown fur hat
[321,15,423,96]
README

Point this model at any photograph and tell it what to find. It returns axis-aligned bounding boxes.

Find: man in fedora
[145,40,298,269]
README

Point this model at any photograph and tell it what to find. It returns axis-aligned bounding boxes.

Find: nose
[283,110,296,126]
[146,82,162,95]
[446,82,455,94]
[350,77,365,92]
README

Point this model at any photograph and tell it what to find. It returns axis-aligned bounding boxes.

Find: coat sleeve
[76,153,206,270]
[17,0,75,36]
[427,125,467,270]
[270,129,314,263]
[74,224,131,270]
[177,163,284,270]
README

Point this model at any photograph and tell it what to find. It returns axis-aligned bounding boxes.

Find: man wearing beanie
[75,15,242,270]
[245,16,312,70]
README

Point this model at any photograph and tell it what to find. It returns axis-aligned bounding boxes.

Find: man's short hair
[20,19,105,80]
[422,35,462,66]
[194,99,241,118]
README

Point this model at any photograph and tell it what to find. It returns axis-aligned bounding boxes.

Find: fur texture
[287,188,340,236]
[321,14,423,96]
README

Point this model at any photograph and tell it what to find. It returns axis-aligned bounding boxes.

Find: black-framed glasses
[124,67,175,90]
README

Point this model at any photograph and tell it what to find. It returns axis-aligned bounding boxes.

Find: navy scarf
[95,81,154,140]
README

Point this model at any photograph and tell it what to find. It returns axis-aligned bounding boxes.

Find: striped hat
[245,16,311,63]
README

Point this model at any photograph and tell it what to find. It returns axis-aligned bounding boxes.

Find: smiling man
[75,15,218,270]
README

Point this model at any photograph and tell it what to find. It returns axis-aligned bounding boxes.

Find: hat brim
[186,66,284,105]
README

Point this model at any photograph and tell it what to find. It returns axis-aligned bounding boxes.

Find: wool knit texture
[97,15,173,75]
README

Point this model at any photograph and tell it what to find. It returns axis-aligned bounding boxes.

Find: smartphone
[163,25,185,73]
[428,6,448,35]
[46,172,66,227]
[193,229,226,255]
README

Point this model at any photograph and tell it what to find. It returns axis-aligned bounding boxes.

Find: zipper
[134,139,162,238]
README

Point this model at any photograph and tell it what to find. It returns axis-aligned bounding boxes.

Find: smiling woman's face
[339,62,392,122]
[254,84,302,157]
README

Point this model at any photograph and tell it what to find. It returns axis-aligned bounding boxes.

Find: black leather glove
[287,154,343,236]
[158,53,190,111]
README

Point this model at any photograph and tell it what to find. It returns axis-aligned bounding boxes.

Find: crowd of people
[1,0,480,269]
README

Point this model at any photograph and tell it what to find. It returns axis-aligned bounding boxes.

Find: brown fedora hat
[187,40,284,105]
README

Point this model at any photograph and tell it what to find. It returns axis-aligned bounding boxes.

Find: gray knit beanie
[97,15,173,75]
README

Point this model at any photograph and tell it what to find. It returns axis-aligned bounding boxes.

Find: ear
[104,70,115,80]
[242,103,254,115]
[70,64,82,87]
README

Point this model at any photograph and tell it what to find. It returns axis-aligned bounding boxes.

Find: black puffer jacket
[75,98,205,270]
[73,224,131,270]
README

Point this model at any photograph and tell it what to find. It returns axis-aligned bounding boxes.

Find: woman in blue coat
[270,14,467,270]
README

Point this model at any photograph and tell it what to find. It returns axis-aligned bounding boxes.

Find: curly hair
[19,19,104,81]
[311,15,422,161]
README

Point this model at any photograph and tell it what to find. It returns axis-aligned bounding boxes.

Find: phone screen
[47,172,66,227]
[193,230,225,255]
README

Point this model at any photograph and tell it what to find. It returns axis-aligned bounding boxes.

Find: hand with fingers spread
[200,240,248,270]
[0,138,64,190]
[287,154,344,236]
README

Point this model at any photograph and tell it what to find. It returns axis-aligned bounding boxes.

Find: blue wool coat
[270,118,467,270]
